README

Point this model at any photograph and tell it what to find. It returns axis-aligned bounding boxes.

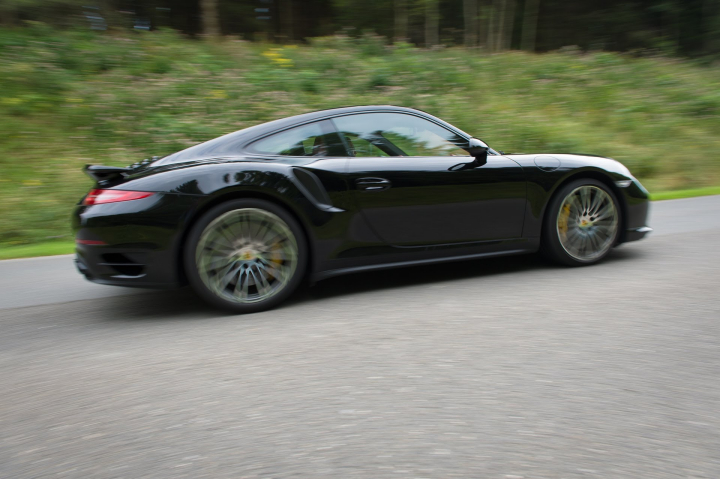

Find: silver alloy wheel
[556,185,619,262]
[195,208,299,304]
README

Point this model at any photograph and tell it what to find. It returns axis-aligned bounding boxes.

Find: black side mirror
[449,138,490,171]
[466,138,488,167]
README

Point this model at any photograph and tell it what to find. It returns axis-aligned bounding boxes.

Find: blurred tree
[485,1,497,51]
[200,0,220,37]
[332,0,394,37]
[521,0,540,51]
[395,0,409,41]
[0,0,85,26]
[494,0,515,50]
[476,0,489,49]
[702,0,720,55]
[425,0,439,46]
[279,0,294,42]
[463,0,478,46]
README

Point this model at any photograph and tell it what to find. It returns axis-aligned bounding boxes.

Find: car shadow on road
[96,287,218,322]
[293,252,548,305]
[286,244,646,306]
[101,247,646,321]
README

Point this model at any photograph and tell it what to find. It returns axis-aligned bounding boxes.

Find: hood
[502,153,633,177]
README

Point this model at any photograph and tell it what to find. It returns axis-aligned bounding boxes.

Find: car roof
[254,105,436,128]
[157,105,471,165]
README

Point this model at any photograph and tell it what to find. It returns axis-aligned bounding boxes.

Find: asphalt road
[1,196,719,478]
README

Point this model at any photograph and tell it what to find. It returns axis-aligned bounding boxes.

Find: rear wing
[83,165,131,182]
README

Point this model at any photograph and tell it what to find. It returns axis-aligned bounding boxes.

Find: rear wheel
[185,199,307,313]
[541,179,621,266]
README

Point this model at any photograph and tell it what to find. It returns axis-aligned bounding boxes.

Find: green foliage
[0,27,719,246]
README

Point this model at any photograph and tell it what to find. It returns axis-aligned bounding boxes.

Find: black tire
[184,198,308,313]
[541,179,622,266]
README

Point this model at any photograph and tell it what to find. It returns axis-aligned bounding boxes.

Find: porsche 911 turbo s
[73,105,652,313]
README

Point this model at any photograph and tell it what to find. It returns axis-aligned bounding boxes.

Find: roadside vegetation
[1,25,719,253]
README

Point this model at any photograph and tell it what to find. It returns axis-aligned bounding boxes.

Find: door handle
[356,177,391,192]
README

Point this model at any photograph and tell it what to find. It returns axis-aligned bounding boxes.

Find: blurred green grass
[1,25,719,247]
[0,241,75,260]
[650,186,720,201]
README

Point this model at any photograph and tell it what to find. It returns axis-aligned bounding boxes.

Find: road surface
[1,196,719,478]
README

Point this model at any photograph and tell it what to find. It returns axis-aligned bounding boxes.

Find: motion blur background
[0,0,719,253]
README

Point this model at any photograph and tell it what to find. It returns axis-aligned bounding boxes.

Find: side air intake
[291,167,333,208]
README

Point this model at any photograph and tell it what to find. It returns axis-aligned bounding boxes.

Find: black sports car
[73,105,651,312]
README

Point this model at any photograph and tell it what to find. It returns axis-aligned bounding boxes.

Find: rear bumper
[72,192,201,289]
[75,243,181,288]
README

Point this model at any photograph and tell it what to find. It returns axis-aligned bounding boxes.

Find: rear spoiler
[83,165,131,182]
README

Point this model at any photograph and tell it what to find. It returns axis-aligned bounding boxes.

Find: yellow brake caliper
[558,204,571,236]
[268,242,284,279]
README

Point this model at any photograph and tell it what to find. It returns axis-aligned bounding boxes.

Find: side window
[333,113,469,157]
[343,133,389,158]
[248,121,347,157]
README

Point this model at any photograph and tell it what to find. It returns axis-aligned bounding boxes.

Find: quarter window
[248,121,346,157]
[333,113,468,157]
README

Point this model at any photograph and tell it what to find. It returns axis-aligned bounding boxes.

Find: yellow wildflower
[208,90,229,100]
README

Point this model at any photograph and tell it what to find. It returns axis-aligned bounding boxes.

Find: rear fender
[163,164,338,285]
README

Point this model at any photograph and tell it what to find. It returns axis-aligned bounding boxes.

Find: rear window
[154,130,247,165]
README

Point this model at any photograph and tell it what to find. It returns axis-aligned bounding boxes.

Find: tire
[184,199,308,313]
[541,179,622,266]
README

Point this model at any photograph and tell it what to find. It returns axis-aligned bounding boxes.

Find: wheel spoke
[580,187,591,213]
[206,236,234,253]
[253,264,273,298]
[218,263,243,291]
[589,190,604,216]
[593,203,614,221]
[568,195,583,215]
[203,255,232,271]
[218,220,240,246]
[257,260,287,283]
[594,227,609,242]
[588,232,601,252]
[234,268,250,300]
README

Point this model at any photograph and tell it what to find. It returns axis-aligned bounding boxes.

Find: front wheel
[541,179,621,266]
[185,199,307,313]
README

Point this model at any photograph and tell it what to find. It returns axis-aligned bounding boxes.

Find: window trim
[239,109,484,159]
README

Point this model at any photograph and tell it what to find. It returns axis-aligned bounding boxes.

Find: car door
[332,112,527,247]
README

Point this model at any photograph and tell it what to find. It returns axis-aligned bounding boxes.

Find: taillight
[83,189,154,206]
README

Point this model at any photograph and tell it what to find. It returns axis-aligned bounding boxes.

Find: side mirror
[466,138,488,166]
[449,138,489,171]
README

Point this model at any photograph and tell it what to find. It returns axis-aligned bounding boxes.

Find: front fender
[503,154,643,238]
